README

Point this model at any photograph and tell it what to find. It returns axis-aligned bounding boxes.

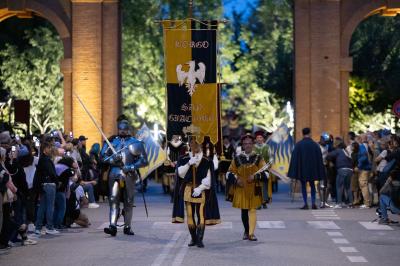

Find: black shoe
[104,225,117,236]
[0,243,12,250]
[196,225,205,248]
[248,234,258,241]
[262,203,268,209]
[242,232,249,240]
[300,205,309,210]
[312,204,318,210]
[188,227,197,246]
[123,226,135,235]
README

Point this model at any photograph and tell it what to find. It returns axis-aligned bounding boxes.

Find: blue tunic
[287,137,326,182]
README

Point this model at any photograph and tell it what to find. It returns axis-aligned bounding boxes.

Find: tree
[0,26,63,134]
[350,14,400,113]
[241,0,294,101]
[220,0,293,131]
[348,77,400,132]
[121,0,222,129]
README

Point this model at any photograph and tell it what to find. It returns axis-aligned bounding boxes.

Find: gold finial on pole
[189,0,193,18]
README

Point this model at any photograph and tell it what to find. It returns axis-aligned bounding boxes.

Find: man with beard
[100,120,148,236]
[226,133,268,241]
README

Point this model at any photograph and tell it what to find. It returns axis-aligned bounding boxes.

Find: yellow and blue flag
[136,124,166,179]
[266,124,294,183]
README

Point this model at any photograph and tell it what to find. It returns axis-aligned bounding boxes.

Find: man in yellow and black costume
[176,137,220,248]
[226,134,268,241]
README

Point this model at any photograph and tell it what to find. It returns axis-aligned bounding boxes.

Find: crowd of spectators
[0,129,103,250]
[318,130,400,223]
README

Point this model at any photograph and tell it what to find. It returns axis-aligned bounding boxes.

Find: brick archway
[0,0,121,146]
[294,0,400,141]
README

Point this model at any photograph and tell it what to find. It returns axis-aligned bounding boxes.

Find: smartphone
[15,135,20,141]
[69,131,73,138]
[11,146,16,152]
[35,141,40,148]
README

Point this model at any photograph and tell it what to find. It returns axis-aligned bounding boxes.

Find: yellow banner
[191,83,218,144]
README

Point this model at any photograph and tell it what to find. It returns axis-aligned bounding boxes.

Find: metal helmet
[118,120,130,131]
[321,132,330,142]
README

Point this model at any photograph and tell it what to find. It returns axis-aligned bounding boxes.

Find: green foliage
[349,77,377,121]
[350,14,400,113]
[349,77,400,132]
[121,0,222,129]
[122,0,164,129]
[220,0,293,130]
[0,26,63,134]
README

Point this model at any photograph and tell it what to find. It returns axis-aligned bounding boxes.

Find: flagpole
[188,0,193,18]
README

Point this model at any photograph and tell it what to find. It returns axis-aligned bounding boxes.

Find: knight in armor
[175,136,220,248]
[226,134,268,241]
[100,120,148,236]
[254,131,273,209]
[318,133,331,208]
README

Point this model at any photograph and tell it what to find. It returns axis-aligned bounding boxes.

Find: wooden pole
[188,0,193,18]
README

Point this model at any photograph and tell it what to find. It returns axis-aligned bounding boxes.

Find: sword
[74,92,149,217]
[136,172,149,218]
[73,92,117,154]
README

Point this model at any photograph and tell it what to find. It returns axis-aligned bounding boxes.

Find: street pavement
[1,181,399,266]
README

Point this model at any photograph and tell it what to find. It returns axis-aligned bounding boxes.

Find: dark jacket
[0,164,10,194]
[358,143,372,171]
[33,154,58,193]
[380,169,400,208]
[386,148,400,169]
[326,149,353,170]
[79,147,91,181]
[5,160,28,197]
[288,137,326,181]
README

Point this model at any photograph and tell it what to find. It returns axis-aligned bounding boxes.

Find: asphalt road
[1,181,399,266]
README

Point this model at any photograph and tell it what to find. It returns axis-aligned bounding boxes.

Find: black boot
[300,204,309,210]
[196,225,205,248]
[188,227,197,247]
[123,226,135,235]
[104,225,117,236]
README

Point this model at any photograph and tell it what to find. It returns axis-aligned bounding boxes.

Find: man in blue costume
[288,128,326,209]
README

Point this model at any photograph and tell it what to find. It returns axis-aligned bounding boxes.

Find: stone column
[61,58,72,132]
[340,57,353,140]
[71,0,103,146]
[102,0,120,137]
[294,0,312,141]
[295,0,342,141]
[309,1,341,140]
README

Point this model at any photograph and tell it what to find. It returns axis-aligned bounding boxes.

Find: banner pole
[188,0,193,18]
